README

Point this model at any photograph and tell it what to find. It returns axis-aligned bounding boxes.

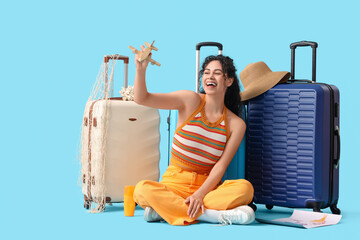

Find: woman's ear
[226,77,234,87]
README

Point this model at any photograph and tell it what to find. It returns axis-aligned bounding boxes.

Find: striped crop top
[170,95,230,174]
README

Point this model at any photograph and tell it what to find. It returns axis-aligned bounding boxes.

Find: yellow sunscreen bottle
[124,186,136,217]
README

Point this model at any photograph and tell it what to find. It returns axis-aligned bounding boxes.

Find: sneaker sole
[144,207,153,222]
[144,207,162,222]
[238,206,255,224]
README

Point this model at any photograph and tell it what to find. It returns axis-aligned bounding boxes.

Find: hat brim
[240,71,290,101]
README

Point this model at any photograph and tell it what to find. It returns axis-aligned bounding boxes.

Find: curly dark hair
[199,55,243,117]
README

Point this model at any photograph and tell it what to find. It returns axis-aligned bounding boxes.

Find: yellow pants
[133,165,254,226]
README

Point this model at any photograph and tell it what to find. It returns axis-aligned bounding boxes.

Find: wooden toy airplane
[129,41,161,66]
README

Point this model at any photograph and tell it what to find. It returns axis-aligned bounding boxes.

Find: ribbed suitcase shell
[82,99,160,203]
[246,83,339,212]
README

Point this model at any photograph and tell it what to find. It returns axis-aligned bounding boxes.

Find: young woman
[133,46,255,226]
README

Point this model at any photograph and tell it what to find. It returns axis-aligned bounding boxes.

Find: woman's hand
[135,45,151,72]
[185,192,205,219]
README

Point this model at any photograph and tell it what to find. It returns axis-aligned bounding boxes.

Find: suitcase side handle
[334,126,340,168]
[103,54,129,90]
[290,41,318,82]
[196,42,223,92]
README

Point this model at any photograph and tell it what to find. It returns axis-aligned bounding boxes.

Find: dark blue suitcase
[245,41,340,214]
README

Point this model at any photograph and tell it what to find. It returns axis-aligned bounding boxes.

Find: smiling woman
[132,45,254,226]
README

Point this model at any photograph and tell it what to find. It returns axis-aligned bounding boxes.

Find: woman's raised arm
[133,45,199,111]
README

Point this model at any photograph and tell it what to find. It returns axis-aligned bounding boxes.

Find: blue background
[1,0,359,239]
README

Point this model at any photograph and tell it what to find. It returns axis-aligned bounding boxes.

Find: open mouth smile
[206,82,217,87]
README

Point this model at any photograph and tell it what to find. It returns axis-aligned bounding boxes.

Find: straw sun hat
[239,61,290,101]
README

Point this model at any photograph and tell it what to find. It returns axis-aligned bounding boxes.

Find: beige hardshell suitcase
[81,55,160,211]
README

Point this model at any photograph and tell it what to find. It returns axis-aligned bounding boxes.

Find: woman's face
[202,60,233,95]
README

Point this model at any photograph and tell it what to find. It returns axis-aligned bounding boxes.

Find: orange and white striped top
[170,95,230,174]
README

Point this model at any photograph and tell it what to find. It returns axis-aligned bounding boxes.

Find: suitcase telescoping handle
[103,54,129,90]
[290,41,318,82]
[196,42,223,92]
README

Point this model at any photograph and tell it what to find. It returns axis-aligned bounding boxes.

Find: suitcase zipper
[319,83,337,208]
[86,100,101,204]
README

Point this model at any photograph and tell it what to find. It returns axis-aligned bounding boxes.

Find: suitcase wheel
[312,207,323,213]
[84,201,91,210]
[265,204,273,210]
[330,204,341,215]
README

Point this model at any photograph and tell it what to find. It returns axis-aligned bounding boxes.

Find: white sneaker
[218,206,255,225]
[144,207,163,222]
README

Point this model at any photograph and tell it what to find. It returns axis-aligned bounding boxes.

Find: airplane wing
[145,41,158,51]
[148,57,161,67]
[129,45,139,54]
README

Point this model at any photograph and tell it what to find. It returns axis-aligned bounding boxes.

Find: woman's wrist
[136,68,146,74]
[194,190,206,199]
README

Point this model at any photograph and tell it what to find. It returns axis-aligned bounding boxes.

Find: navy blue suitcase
[245,41,340,214]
